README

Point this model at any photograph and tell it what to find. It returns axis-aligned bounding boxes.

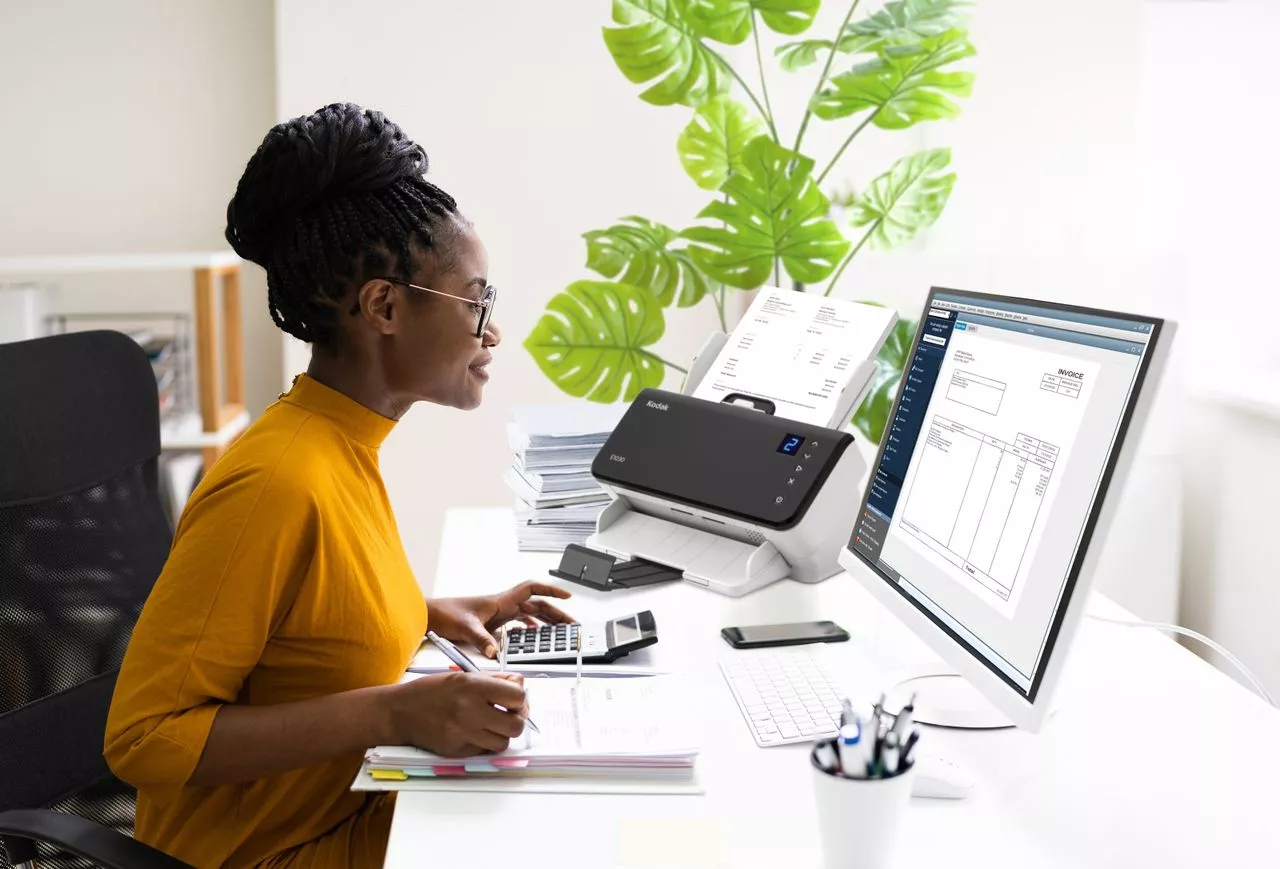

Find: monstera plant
[524,0,977,443]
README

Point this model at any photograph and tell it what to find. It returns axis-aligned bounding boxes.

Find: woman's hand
[389,672,529,757]
[428,581,573,657]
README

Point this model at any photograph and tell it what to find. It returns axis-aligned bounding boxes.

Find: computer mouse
[911,753,976,799]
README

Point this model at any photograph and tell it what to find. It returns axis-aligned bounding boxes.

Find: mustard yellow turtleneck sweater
[105,374,427,868]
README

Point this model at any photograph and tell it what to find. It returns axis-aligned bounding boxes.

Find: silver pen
[427,630,540,734]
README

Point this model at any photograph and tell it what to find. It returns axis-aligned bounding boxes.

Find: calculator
[501,611,658,664]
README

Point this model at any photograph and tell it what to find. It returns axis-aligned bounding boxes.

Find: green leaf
[775,38,831,71]
[683,137,850,289]
[603,0,728,107]
[846,0,970,46]
[677,97,765,191]
[524,281,668,403]
[584,217,710,308]
[682,0,820,44]
[813,30,976,129]
[852,316,916,444]
[777,1,967,71]
[848,148,956,249]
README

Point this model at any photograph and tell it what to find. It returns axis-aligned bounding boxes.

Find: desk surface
[386,507,1279,869]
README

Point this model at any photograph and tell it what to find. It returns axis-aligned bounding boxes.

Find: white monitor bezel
[838,288,1175,732]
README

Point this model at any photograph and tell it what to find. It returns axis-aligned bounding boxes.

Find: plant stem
[774,259,781,288]
[794,0,863,155]
[751,13,779,142]
[707,46,778,143]
[816,109,878,185]
[644,350,688,374]
[713,285,728,332]
[824,224,876,297]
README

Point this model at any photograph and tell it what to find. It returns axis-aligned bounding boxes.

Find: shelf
[160,409,251,451]
[0,251,240,274]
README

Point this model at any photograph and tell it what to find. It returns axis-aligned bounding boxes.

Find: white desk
[386,508,1279,869]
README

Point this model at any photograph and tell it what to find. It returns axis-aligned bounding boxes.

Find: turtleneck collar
[279,373,397,449]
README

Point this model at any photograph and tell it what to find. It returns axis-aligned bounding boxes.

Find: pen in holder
[810,698,919,869]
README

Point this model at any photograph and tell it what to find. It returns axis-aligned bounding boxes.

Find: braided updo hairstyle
[226,103,460,345]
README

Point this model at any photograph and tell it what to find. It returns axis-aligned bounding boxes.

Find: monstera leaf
[847,148,955,249]
[683,137,849,289]
[682,0,820,44]
[677,97,765,190]
[812,30,975,129]
[852,315,916,444]
[584,217,710,308]
[524,281,668,402]
[603,0,728,107]
[775,38,830,71]
[845,0,970,45]
[777,0,968,71]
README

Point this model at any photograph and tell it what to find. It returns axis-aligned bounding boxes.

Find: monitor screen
[848,289,1163,701]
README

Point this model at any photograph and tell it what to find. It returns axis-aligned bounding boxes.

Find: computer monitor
[838,288,1172,731]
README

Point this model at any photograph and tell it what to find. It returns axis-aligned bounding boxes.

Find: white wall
[0,0,280,416]
[276,0,729,578]
[279,0,1274,696]
[1138,0,1280,697]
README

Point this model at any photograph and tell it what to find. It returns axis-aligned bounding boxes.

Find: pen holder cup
[810,740,916,869]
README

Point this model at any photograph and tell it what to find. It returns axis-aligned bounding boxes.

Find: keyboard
[720,648,847,746]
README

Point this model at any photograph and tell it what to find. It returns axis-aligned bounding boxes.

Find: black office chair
[0,331,191,868]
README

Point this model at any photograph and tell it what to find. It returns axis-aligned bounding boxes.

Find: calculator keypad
[507,624,581,655]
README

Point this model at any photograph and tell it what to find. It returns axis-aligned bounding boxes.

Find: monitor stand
[884,662,1015,730]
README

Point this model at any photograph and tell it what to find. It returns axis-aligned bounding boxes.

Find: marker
[838,722,862,778]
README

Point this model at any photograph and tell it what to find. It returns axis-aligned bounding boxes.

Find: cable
[1087,614,1277,709]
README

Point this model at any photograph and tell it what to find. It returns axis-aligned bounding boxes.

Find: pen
[857,713,876,776]
[498,626,508,674]
[840,697,854,729]
[902,732,919,771]
[882,730,901,776]
[890,692,916,744]
[427,630,540,734]
[901,729,919,762]
[815,740,840,774]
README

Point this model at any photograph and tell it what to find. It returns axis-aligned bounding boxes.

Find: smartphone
[720,620,850,649]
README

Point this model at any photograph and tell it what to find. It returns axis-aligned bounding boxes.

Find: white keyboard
[720,648,847,746]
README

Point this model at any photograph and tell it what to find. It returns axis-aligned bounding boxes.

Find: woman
[104,102,571,868]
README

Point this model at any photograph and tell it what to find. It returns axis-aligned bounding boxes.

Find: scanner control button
[787,478,795,486]
[794,464,804,473]
[775,496,784,504]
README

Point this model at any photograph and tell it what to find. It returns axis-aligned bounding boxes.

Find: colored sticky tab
[492,757,532,769]
[431,764,467,776]
[369,768,408,782]
[464,760,499,772]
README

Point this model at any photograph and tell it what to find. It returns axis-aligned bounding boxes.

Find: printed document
[692,288,895,426]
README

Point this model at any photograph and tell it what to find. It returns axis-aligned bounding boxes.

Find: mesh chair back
[0,331,173,866]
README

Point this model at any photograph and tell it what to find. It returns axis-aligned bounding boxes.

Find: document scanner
[584,312,894,598]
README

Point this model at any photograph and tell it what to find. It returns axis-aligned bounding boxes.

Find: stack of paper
[504,403,625,551]
[354,676,700,795]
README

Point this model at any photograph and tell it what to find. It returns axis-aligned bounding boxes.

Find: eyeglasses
[376,277,498,339]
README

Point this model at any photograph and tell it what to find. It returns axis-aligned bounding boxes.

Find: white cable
[1087,614,1277,709]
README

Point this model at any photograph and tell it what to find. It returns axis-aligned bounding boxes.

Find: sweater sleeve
[104,457,317,788]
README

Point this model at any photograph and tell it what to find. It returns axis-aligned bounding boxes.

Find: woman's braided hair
[225,103,459,344]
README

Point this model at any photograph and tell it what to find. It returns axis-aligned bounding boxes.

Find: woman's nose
[484,320,501,347]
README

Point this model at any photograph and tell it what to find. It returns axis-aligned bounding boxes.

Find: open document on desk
[353,675,702,795]
[692,287,896,426]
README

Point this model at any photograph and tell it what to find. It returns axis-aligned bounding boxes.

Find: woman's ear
[354,279,398,336]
